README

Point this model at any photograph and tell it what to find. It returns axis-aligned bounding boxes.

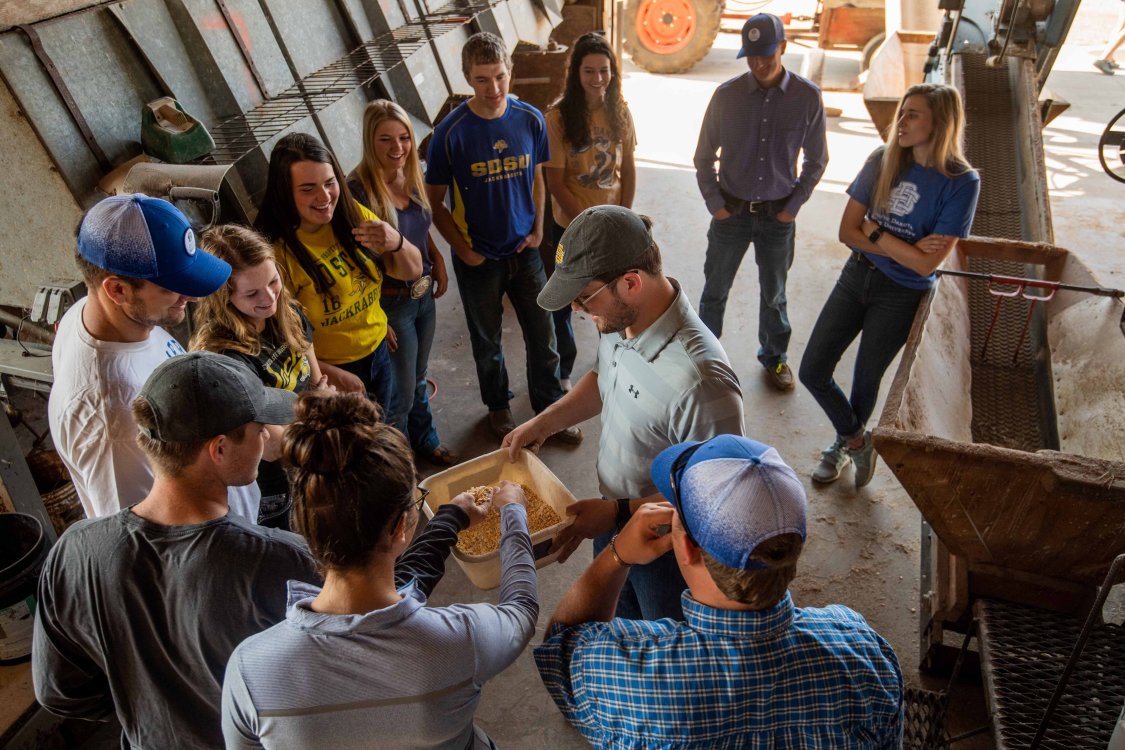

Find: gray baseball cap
[137,352,297,442]
[537,205,654,312]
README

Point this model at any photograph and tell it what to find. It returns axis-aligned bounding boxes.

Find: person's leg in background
[508,249,565,414]
[698,211,754,338]
[752,213,797,375]
[541,219,578,387]
[451,256,512,415]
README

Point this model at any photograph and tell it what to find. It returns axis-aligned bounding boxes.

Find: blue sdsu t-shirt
[425,97,549,259]
[847,146,980,289]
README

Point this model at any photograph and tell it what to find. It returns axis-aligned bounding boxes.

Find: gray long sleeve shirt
[221,503,539,749]
[32,509,320,749]
[694,69,828,216]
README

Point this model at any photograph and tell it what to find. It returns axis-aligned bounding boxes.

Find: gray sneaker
[812,438,851,484]
[849,431,878,488]
[1094,58,1116,75]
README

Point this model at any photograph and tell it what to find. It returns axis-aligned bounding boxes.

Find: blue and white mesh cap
[652,435,807,570]
[77,194,230,297]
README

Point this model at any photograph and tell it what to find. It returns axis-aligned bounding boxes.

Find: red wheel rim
[634,0,697,55]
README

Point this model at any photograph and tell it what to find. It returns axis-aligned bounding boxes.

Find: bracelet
[609,533,633,568]
[385,229,405,254]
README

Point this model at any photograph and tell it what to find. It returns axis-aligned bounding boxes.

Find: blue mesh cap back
[652,435,807,570]
[77,194,230,297]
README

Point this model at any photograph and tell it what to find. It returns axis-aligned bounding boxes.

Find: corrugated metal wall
[0,0,560,306]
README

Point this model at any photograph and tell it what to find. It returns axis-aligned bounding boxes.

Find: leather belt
[720,188,788,216]
[382,275,432,299]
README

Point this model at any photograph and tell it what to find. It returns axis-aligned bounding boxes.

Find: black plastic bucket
[0,513,48,665]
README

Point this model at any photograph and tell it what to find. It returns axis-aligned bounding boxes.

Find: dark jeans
[452,250,565,413]
[593,528,686,621]
[337,337,396,418]
[798,254,928,439]
[382,290,441,453]
[698,211,796,367]
[540,219,576,379]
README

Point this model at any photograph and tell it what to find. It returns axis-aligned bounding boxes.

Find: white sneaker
[812,438,851,484]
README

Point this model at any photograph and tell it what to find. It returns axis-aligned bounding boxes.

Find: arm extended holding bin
[394,494,491,597]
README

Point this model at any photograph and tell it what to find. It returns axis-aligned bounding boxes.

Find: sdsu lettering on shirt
[425,98,549,259]
[275,202,388,365]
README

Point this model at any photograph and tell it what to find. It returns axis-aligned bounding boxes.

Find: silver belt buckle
[409,275,433,299]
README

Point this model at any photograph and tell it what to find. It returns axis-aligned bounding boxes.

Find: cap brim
[737,42,779,59]
[152,251,232,297]
[650,440,702,509]
[251,387,298,426]
[537,273,592,312]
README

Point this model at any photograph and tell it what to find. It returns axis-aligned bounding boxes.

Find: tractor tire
[623,0,722,75]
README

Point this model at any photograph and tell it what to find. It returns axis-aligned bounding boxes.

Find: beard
[121,299,186,329]
[593,297,638,335]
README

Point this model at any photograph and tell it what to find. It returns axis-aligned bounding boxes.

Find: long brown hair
[349,100,430,230]
[189,224,310,358]
[872,83,972,211]
[255,132,379,295]
[551,32,629,149]
[283,391,415,571]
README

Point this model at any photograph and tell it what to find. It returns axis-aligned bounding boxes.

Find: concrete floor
[420,2,1125,746]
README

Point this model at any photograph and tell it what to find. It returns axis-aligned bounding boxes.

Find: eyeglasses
[573,278,617,311]
[668,442,705,543]
[573,270,638,312]
[413,487,429,515]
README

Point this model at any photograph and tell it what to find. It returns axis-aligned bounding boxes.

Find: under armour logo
[627,385,639,399]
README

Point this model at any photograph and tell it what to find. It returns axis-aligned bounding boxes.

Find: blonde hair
[349,100,430,230]
[872,83,972,212]
[189,224,310,358]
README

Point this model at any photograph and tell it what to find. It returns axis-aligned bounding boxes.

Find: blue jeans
[698,212,796,367]
[452,250,565,413]
[541,219,577,379]
[798,254,928,438]
[593,528,686,621]
[337,338,396,418]
[382,290,441,453]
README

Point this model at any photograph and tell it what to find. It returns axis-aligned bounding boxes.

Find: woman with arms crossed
[799,83,980,488]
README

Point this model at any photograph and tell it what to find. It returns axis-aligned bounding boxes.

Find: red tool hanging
[936,269,1125,364]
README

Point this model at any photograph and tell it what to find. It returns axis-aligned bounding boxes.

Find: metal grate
[977,599,1125,749]
[959,53,1051,451]
[904,686,949,749]
[205,0,497,163]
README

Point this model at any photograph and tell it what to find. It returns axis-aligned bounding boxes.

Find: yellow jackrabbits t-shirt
[276,202,386,365]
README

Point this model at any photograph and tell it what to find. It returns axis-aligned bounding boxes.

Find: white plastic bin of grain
[419,448,575,589]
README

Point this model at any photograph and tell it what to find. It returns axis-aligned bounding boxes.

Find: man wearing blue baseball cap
[694,13,828,393]
[48,194,233,518]
[535,435,904,747]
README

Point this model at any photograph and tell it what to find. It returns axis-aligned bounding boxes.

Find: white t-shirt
[48,297,261,520]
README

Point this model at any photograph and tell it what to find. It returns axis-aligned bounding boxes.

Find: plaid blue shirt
[534,591,903,749]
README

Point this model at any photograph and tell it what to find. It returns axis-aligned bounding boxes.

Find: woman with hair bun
[221,390,538,749]
[799,83,980,489]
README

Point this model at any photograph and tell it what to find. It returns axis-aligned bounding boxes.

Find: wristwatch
[867,224,885,244]
[615,498,632,529]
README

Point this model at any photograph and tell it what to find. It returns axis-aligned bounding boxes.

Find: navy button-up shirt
[694,69,829,216]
